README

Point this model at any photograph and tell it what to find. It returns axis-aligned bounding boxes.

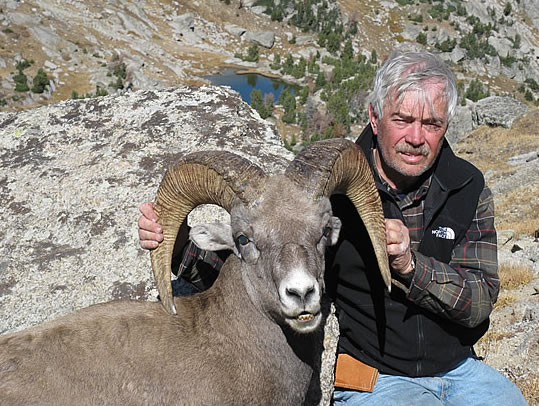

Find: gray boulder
[224,24,246,37]
[449,47,466,63]
[245,30,275,49]
[0,85,292,335]
[446,104,474,145]
[522,0,539,31]
[472,96,529,129]
[170,13,194,33]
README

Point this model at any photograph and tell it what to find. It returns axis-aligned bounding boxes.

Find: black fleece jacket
[326,125,489,377]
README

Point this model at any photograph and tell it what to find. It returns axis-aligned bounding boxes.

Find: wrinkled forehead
[388,80,449,121]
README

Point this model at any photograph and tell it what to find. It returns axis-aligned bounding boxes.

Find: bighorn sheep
[0,139,390,406]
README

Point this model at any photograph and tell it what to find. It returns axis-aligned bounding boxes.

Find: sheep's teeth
[297,313,314,322]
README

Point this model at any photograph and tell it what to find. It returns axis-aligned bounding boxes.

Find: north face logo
[432,226,455,240]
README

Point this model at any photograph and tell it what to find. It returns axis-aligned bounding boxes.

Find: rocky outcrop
[446,104,474,145]
[472,96,529,129]
[0,85,293,335]
[245,30,276,49]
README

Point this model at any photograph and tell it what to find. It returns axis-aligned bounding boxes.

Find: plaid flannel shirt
[174,240,224,292]
[381,174,499,328]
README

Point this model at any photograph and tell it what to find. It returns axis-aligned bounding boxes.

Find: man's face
[370,82,449,189]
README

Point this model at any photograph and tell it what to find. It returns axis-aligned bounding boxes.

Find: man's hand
[138,202,163,250]
[385,219,414,275]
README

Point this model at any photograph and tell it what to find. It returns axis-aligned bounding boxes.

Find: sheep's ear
[189,223,239,255]
[328,216,342,246]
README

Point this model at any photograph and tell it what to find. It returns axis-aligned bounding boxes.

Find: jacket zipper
[416,315,424,376]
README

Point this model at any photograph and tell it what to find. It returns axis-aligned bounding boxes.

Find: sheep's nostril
[285,284,315,304]
[286,287,302,299]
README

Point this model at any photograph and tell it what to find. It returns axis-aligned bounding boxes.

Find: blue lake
[205,68,296,104]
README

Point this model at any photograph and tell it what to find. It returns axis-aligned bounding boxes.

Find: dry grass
[475,329,515,360]
[505,370,539,406]
[495,186,539,237]
[454,109,539,240]
[498,262,534,290]
[493,292,516,310]
[518,376,539,406]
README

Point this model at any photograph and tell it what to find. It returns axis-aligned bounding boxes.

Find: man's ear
[368,104,379,135]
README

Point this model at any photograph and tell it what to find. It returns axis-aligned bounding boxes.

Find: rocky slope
[1,0,538,116]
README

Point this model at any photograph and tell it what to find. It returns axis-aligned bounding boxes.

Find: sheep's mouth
[284,311,322,333]
[296,312,315,322]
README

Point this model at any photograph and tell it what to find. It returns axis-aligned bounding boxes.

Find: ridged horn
[151,151,266,315]
[285,138,391,291]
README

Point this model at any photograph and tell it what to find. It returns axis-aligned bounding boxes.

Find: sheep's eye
[322,226,332,238]
[237,235,250,246]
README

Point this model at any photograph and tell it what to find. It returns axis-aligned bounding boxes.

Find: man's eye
[424,123,442,130]
[237,235,249,246]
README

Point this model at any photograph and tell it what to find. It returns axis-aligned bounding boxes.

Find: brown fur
[0,257,324,405]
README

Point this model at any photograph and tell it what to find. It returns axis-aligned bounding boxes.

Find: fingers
[385,219,409,254]
[139,202,158,222]
[385,219,413,274]
[138,202,163,250]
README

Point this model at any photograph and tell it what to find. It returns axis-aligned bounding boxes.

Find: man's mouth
[399,151,425,163]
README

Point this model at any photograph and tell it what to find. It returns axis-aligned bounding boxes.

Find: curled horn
[151,151,266,315]
[285,138,391,291]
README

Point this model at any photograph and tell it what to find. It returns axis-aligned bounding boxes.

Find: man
[138,51,527,405]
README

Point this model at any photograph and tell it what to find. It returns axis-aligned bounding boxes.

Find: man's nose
[405,122,425,146]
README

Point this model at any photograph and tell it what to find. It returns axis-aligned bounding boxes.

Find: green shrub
[409,14,423,23]
[113,62,127,79]
[416,32,428,46]
[95,86,108,97]
[428,4,451,20]
[270,53,281,70]
[31,69,49,93]
[370,49,377,64]
[511,34,521,49]
[435,38,456,52]
[291,57,307,79]
[236,45,259,63]
[524,78,539,92]
[0,98,7,106]
[465,78,490,102]
[246,44,259,62]
[282,110,296,123]
[503,2,512,16]
[341,39,354,60]
[13,72,29,92]
[110,76,124,90]
[299,86,309,104]
[315,71,327,91]
[456,4,467,16]
[327,89,350,127]
[500,53,517,67]
[460,33,497,59]
[279,87,297,124]
[15,59,32,72]
[250,89,272,119]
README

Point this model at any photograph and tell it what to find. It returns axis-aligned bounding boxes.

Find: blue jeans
[333,357,527,406]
